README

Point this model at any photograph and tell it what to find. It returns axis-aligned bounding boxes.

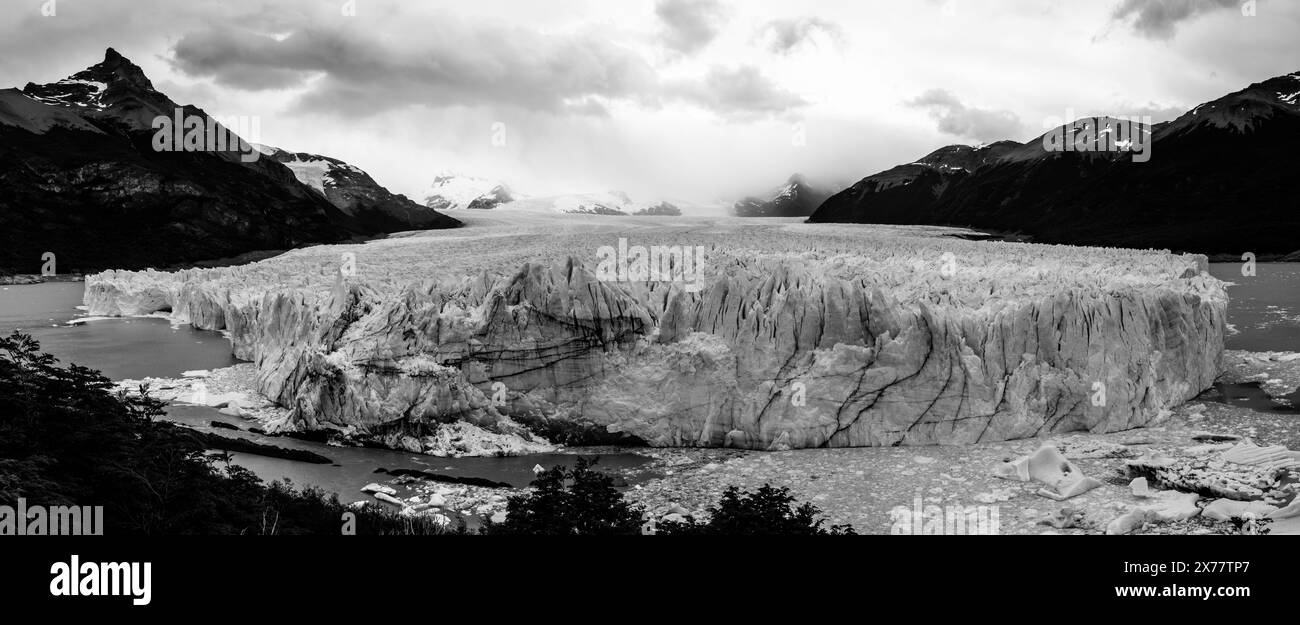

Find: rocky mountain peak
[22,47,160,112]
[78,47,156,90]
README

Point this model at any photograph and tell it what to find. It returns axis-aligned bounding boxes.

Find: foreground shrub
[0,331,445,535]
[483,459,854,536]
[480,457,643,535]
[657,484,856,535]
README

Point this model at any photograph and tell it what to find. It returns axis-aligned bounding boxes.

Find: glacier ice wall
[84,219,1226,449]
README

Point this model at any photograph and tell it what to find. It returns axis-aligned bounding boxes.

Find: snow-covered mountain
[503,191,682,216]
[255,145,457,232]
[423,176,686,216]
[733,174,832,217]
[423,174,515,210]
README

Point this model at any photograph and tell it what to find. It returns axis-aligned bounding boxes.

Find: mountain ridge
[733,174,831,217]
[808,69,1300,256]
[0,48,459,274]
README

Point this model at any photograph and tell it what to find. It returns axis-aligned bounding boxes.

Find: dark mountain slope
[0,48,458,274]
[810,72,1300,256]
[255,145,459,233]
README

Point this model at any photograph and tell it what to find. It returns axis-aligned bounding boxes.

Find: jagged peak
[20,46,158,111]
[79,47,155,90]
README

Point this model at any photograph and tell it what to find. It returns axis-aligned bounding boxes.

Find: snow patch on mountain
[251,144,363,195]
[22,78,108,109]
[0,88,105,134]
[281,159,332,194]
[423,174,514,210]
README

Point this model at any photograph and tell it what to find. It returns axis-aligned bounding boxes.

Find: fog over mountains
[733,174,832,217]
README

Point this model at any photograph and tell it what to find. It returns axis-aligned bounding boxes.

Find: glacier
[84,212,1227,451]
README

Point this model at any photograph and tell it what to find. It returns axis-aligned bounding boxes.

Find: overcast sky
[1,0,1297,203]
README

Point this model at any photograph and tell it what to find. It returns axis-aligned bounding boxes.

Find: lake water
[0,281,238,378]
[167,403,654,496]
[1202,263,1300,414]
[4,267,1297,495]
[0,281,651,501]
[1208,263,1300,353]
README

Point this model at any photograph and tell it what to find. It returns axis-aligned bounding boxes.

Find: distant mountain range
[423,174,515,211]
[733,174,831,217]
[425,173,840,218]
[424,177,684,216]
[809,70,1300,256]
[0,48,458,274]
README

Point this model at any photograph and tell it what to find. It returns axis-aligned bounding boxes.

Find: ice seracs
[84,214,1227,452]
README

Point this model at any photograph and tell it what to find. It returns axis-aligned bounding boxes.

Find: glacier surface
[85,211,1227,450]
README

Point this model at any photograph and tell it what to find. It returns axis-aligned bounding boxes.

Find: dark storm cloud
[906,89,1024,143]
[168,15,805,119]
[655,0,729,55]
[668,65,808,117]
[1111,0,1247,39]
[755,17,844,55]
[170,24,661,116]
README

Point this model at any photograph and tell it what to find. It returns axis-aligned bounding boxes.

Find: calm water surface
[0,281,650,499]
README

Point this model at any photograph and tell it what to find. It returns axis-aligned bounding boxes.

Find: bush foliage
[484,457,855,536]
[0,331,445,535]
[480,457,644,535]
[657,484,856,535]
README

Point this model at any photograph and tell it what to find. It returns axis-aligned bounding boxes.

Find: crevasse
[83,218,1227,450]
